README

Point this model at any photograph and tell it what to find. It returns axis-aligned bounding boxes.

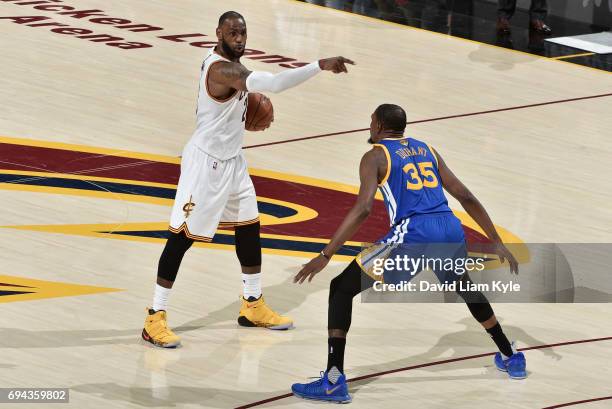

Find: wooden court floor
[1,0,611,408]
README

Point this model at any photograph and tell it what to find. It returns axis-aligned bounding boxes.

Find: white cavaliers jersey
[189,48,248,160]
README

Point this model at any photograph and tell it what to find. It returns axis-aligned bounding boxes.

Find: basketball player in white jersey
[142,11,355,348]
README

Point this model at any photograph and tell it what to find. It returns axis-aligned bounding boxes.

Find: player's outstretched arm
[294,149,378,284]
[435,148,519,274]
[209,57,355,95]
[248,57,354,94]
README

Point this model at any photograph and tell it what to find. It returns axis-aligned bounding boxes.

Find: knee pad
[459,289,494,322]
[157,231,194,282]
[329,274,342,300]
[464,298,494,323]
[234,222,262,267]
[456,273,493,322]
[328,260,366,332]
[329,260,365,300]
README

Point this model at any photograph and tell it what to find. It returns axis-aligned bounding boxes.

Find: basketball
[245,93,274,131]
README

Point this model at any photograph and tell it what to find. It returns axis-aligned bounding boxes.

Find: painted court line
[552,52,595,60]
[243,93,612,149]
[542,396,612,408]
[234,335,612,409]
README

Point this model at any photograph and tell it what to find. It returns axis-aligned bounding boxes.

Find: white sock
[242,273,262,300]
[152,284,171,312]
[328,366,342,384]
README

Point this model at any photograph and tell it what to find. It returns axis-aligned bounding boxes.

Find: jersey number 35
[402,161,439,190]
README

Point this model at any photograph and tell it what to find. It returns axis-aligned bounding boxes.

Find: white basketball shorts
[169,143,259,241]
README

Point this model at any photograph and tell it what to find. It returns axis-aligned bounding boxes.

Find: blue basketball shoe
[292,370,351,403]
[494,342,527,379]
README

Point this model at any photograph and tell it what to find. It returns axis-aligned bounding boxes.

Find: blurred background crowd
[300,0,611,57]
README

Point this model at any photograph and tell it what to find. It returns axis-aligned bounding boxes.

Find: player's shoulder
[208,59,248,77]
[206,61,247,94]
[368,144,386,156]
[208,59,235,70]
[365,144,388,168]
[370,140,392,156]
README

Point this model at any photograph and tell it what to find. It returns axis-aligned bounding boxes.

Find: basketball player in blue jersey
[291,104,524,403]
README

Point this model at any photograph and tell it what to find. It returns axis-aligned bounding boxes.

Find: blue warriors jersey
[357,137,465,278]
[358,137,465,280]
[374,137,452,227]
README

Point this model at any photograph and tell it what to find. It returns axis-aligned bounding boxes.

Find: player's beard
[367,137,374,144]
[221,38,244,60]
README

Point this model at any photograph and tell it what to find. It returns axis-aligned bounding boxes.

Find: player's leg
[327,259,371,373]
[425,213,526,378]
[155,231,194,301]
[221,153,292,330]
[292,259,373,402]
[455,274,512,354]
[142,145,230,348]
[233,220,292,330]
[234,221,262,299]
[456,273,527,379]
[143,231,194,348]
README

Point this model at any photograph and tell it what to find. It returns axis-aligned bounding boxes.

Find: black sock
[326,337,346,373]
[486,322,513,357]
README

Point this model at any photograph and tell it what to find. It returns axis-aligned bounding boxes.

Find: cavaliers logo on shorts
[182,196,196,218]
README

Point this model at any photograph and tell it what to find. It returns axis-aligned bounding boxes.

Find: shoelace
[304,372,326,392]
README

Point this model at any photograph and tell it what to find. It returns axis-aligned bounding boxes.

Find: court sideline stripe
[234,335,612,409]
[243,92,612,149]
[542,396,612,409]
[552,52,595,60]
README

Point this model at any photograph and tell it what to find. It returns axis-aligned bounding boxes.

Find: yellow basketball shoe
[142,308,181,348]
[238,296,293,330]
